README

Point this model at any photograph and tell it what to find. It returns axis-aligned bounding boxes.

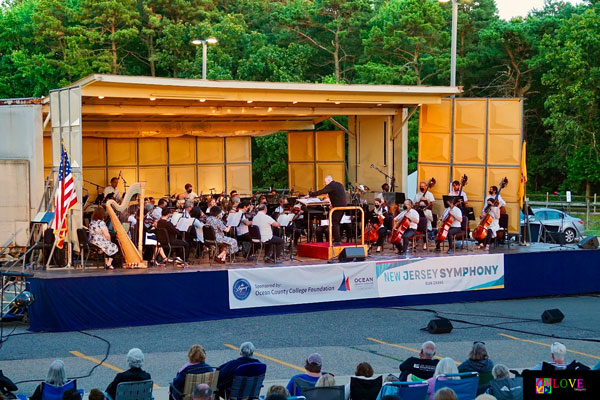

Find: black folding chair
[155,228,186,266]
[248,225,265,264]
[202,225,218,265]
[76,228,104,268]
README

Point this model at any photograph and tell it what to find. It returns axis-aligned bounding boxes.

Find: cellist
[372,197,391,253]
[394,200,420,255]
[435,197,463,254]
[476,197,501,250]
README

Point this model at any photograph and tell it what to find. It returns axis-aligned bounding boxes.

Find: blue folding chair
[111,380,153,400]
[434,372,479,400]
[376,381,428,400]
[41,380,84,400]
[228,362,266,400]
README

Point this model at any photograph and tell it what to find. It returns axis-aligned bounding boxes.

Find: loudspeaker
[426,318,453,334]
[542,309,565,324]
[338,247,366,262]
[578,235,599,250]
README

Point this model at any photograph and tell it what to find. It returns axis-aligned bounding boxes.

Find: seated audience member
[216,342,260,396]
[30,360,67,400]
[475,395,496,400]
[62,388,82,400]
[265,395,286,400]
[530,342,568,370]
[171,345,213,400]
[485,364,522,400]
[88,207,119,269]
[286,353,324,396]
[156,208,190,261]
[105,348,151,400]
[88,388,105,400]
[399,341,439,381]
[458,342,494,375]
[206,206,238,263]
[345,362,378,399]
[384,374,399,383]
[265,385,290,397]
[426,358,459,400]
[191,384,212,400]
[316,373,336,387]
[434,387,458,400]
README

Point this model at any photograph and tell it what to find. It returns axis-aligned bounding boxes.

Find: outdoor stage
[23,243,600,332]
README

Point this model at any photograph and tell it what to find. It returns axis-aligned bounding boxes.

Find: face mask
[420,188,425,193]
[402,205,408,210]
[187,189,192,193]
[489,191,493,195]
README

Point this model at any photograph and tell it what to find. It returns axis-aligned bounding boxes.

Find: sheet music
[145,232,157,245]
[171,212,183,225]
[277,213,295,227]
[297,198,328,205]
[341,214,352,224]
[320,220,329,226]
[227,211,242,227]
[176,217,194,232]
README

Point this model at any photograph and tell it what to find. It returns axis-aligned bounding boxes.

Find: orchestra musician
[103,177,122,202]
[157,207,190,262]
[236,200,255,260]
[252,204,283,263]
[477,197,500,250]
[485,186,506,208]
[394,200,420,255]
[308,175,347,246]
[372,197,391,253]
[381,183,390,193]
[206,206,238,263]
[448,180,468,206]
[414,181,435,207]
[230,190,238,198]
[274,197,288,216]
[184,183,198,202]
[418,200,434,250]
[436,197,463,254]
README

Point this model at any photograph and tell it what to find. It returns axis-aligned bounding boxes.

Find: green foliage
[251,132,288,189]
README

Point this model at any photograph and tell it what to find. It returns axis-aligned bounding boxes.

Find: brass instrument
[106,182,147,268]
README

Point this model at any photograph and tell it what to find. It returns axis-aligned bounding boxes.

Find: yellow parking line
[224,344,305,372]
[366,337,460,365]
[497,333,600,360]
[70,351,161,388]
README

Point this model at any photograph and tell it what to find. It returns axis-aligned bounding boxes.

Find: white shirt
[423,209,433,231]
[103,186,121,201]
[395,208,420,230]
[482,205,500,236]
[485,194,506,207]
[373,205,388,217]
[151,206,163,221]
[185,191,198,201]
[413,191,435,205]
[443,206,463,228]
[237,214,250,236]
[449,190,468,202]
[252,212,275,242]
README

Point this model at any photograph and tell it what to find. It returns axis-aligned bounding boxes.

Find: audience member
[530,342,567,370]
[265,395,287,400]
[61,388,82,400]
[458,342,494,375]
[475,395,497,400]
[286,353,324,396]
[384,374,399,383]
[434,387,458,400]
[486,364,523,400]
[191,384,212,400]
[216,342,260,396]
[88,388,105,400]
[266,385,290,397]
[316,373,336,387]
[105,348,151,400]
[426,358,459,400]
[346,362,379,400]
[30,360,67,400]
[399,341,439,381]
[171,345,213,400]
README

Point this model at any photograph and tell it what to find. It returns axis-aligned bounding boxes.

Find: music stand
[442,195,463,208]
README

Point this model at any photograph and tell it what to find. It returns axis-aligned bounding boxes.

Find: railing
[528,192,600,234]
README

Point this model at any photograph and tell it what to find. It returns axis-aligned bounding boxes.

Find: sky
[496,0,585,20]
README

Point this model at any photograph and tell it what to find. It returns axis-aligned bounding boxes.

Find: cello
[473,177,508,241]
[389,214,410,244]
[365,201,386,243]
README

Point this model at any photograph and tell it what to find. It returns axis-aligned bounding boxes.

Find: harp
[105,182,147,268]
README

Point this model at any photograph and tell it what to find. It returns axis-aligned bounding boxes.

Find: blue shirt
[286,374,320,396]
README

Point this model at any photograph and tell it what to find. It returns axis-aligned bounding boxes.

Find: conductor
[309,175,347,245]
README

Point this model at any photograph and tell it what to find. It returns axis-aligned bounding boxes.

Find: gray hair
[324,175,333,182]
[127,348,144,368]
[469,342,488,361]
[240,342,255,357]
[184,200,194,209]
[315,373,336,387]
[46,360,66,386]
[551,342,566,362]
[492,364,510,379]
[422,341,436,358]
[192,384,212,400]
[434,357,459,379]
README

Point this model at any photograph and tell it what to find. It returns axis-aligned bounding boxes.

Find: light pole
[191,38,218,80]
[439,0,458,87]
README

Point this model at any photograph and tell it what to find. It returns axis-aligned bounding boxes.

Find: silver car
[527,207,585,243]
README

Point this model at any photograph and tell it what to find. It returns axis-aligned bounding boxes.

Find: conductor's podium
[297,206,368,260]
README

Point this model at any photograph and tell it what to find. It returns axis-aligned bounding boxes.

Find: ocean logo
[338,273,351,291]
[536,378,552,394]
[232,278,252,301]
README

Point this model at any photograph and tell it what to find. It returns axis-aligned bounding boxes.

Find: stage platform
[16,243,600,332]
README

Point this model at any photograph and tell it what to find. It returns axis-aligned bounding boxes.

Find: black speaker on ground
[542,309,565,324]
[338,247,366,262]
[426,318,453,334]
[578,235,599,250]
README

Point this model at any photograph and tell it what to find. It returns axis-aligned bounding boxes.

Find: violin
[473,177,508,241]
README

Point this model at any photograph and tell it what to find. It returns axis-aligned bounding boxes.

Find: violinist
[274,197,289,216]
[476,197,500,250]
[236,200,255,260]
[448,180,468,207]
[394,200,420,255]
[373,198,391,253]
[435,198,463,254]
[414,181,435,208]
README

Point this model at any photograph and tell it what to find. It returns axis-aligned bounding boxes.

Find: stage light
[247,100,253,103]
[149,97,156,101]
[13,291,35,308]
[98,96,104,99]
[199,98,206,102]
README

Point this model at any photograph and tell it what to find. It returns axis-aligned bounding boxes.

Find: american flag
[52,143,78,249]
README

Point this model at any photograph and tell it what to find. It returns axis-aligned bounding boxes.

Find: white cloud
[496,0,585,20]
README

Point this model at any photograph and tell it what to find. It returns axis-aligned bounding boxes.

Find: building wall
[0,104,44,246]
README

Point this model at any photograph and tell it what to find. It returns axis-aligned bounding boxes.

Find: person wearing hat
[285,353,324,396]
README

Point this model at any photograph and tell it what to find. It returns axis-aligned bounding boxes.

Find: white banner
[228,262,378,309]
[376,254,504,298]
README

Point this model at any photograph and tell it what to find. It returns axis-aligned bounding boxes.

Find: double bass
[435,175,468,243]
[416,177,436,210]
[473,177,508,241]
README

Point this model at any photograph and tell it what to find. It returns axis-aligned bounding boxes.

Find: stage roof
[44,74,462,137]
